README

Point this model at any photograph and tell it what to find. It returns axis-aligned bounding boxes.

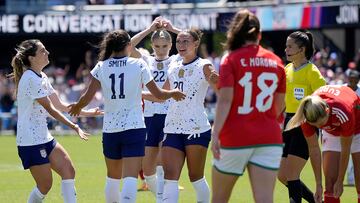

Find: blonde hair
[286,95,328,130]
[151,29,172,43]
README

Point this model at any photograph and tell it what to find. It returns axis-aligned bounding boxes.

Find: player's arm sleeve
[90,62,103,81]
[141,60,154,85]
[28,77,49,99]
[276,60,286,93]
[336,105,356,137]
[301,122,317,137]
[218,55,235,89]
[308,64,326,92]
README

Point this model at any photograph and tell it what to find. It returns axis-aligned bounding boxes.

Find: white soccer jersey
[91,56,153,133]
[16,70,55,146]
[142,54,179,117]
[164,57,212,134]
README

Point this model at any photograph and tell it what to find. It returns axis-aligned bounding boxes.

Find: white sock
[28,187,45,203]
[162,179,179,203]
[120,177,137,203]
[61,179,76,203]
[105,177,121,203]
[144,174,157,195]
[156,166,164,203]
[191,177,210,203]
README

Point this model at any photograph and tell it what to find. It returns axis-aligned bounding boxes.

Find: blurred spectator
[345,69,360,93]
[326,52,338,72]
[76,50,96,83]
[0,88,15,130]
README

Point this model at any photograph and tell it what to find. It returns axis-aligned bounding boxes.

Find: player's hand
[150,16,163,31]
[170,90,186,101]
[88,107,104,116]
[68,103,82,117]
[74,125,90,141]
[211,133,221,160]
[333,180,343,198]
[162,18,174,31]
[208,70,219,84]
[314,184,323,203]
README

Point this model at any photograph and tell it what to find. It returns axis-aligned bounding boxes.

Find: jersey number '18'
[109,73,125,99]
[238,72,278,114]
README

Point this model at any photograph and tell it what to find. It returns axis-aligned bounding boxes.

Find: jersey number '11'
[109,73,125,99]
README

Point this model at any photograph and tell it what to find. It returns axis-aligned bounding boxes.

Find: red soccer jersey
[301,85,360,137]
[218,45,286,147]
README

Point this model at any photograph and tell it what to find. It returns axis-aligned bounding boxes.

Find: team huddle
[9,9,360,203]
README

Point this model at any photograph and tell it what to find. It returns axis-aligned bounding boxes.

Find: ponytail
[288,31,315,60]
[9,39,40,97]
[286,95,328,131]
[304,31,315,60]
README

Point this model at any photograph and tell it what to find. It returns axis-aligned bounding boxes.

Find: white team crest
[293,88,305,100]
[40,149,47,158]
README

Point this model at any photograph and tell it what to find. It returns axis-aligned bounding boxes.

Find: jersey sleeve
[44,75,55,95]
[90,61,103,80]
[28,76,49,99]
[276,60,286,93]
[333,104,356,137]
[218,55,235,88]
[140,60,153,85]
[301,122,317,137]
[308,64,326,92]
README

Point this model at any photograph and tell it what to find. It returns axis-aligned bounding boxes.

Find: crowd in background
[0,44,359,133]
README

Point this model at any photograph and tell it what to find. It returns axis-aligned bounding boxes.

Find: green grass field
[0,134,357,202]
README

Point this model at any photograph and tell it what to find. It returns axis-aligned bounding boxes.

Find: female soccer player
[68,29,185,203]
[211,9,286,203]
[130,17,181,201]
[286,85,360,203]
[10,39,98,203]
[160,27,219,203]
[278,31,326,203]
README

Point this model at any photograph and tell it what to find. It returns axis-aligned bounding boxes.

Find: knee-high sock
[300,181,315,203]
[28,187,45,203]
[191,177,210,203]
[120,177,138,203]
[288,180,302,203]
[156,166,164,203]
[163,179,179,203]
[105,177,120,203]
[61,179,76,203]
[144,174,157,195]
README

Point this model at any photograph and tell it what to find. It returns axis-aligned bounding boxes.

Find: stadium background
[1,0,359,133]
[0,0,359,202]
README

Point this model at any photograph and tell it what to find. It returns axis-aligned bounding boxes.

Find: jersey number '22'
[109,73,125,99]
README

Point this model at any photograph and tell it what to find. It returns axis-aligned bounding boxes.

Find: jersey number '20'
[109,73,125,99]
[238,72,278,114]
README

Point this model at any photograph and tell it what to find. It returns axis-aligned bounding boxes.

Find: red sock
[324,191,340,203]
[139,170,145,180]
[324,196,340,203]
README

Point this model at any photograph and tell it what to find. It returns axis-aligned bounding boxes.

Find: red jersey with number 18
[218,45,286,148]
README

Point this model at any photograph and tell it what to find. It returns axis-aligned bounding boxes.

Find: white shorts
[212,145,283,176]
[321,130,360,153]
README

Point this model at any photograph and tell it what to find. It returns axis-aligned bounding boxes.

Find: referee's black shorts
[282,113,315,160]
